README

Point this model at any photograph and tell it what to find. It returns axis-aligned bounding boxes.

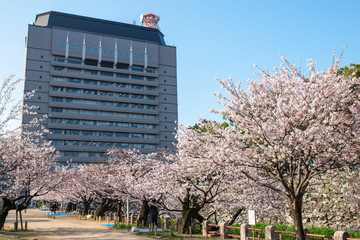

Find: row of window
[54,57,156,74]
[53,140,156,149]
[50,108,156,119]
[54,73,155,82]
[52,81,155,93]
[50,118,156,129]
[51,97,156,110]
[53,66,155,77]
[52,92,155,103]
[57,46,154,60]
[50,129,155,139]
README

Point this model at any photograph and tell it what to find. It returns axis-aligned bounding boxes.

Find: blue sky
[1,0,359,127]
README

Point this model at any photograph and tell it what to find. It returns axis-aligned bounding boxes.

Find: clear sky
[1,0,359,127]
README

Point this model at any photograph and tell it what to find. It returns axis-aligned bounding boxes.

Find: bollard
[202,221,210,237]
[25,221,28,231]
[241,224,251,240]
[334,231,350,240]
[155,225,157,236]
[220,222,230,239]
[14,221,18,231]
[265,225,277,240]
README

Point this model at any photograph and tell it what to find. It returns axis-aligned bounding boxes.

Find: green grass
[112,223,137,230]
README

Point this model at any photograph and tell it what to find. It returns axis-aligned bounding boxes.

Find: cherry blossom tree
[0,76,67,229]
[210,56,360,240]
[170,122,285,233]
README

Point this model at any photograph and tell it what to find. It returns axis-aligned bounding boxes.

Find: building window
[77,46,81,50]
[144,144,156,149]
[64,151,79,157]
[99,132,113,137]
[64,109,80,114]
[94,48,98,52]
[83,90,96,95]
[68,78,81,83]
[60,44,65,47]
[82,120,96,125]
[52,97,63,102]
[148,56,152,59]
[125,53,129,56]
[54,67,65,72]
[98,121,112,126]
[54,57,65,62]
[99,142,112,147]
[65,119,79,124]
[65,130,80,135]
[84,80,97,85]
[131,75,144,80]
[131,123,144,128]
[130,133,143,139]
[53,77,65,82]
[51,108,63,113]
[87,47,91,51]
[116,73,129,79]
[68,59,81,64]
[51,129,62,134]
[82,131,96,136]
[51,118,62,124]
[115,132,129,138]
[115,143,128,148]
[70,45,75,49]
[116,123,129,128]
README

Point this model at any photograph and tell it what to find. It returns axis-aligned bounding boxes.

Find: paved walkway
[2,209,150,240]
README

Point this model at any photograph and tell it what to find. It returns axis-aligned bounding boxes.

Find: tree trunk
[137,200,150,228]
[82,199,91,216]
[178,190,204,234]
[0,198,16,229]
[116,200,122,223]
[228,208,244,225]
[96,198,111,217]
[289,197,306,240]
[66,202,75,212]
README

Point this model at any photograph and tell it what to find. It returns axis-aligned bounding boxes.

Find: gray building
[22,11,177,164]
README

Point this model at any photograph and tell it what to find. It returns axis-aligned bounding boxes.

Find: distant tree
[338,63,360,78]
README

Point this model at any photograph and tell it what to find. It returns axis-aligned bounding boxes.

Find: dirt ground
[1,209,150,240]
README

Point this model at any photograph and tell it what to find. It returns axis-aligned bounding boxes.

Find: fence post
[304,229,310,240]
[334,231,349,240]
[265,225,277,240]
[220,222,230,239]
[202,221,210,237]
[241,223,251,240]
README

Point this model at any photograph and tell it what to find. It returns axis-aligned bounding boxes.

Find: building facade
[22,11,177,164]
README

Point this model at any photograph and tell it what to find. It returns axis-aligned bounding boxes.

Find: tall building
[22,11,177,165]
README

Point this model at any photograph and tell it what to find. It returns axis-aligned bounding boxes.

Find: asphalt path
[2,209,150,240]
